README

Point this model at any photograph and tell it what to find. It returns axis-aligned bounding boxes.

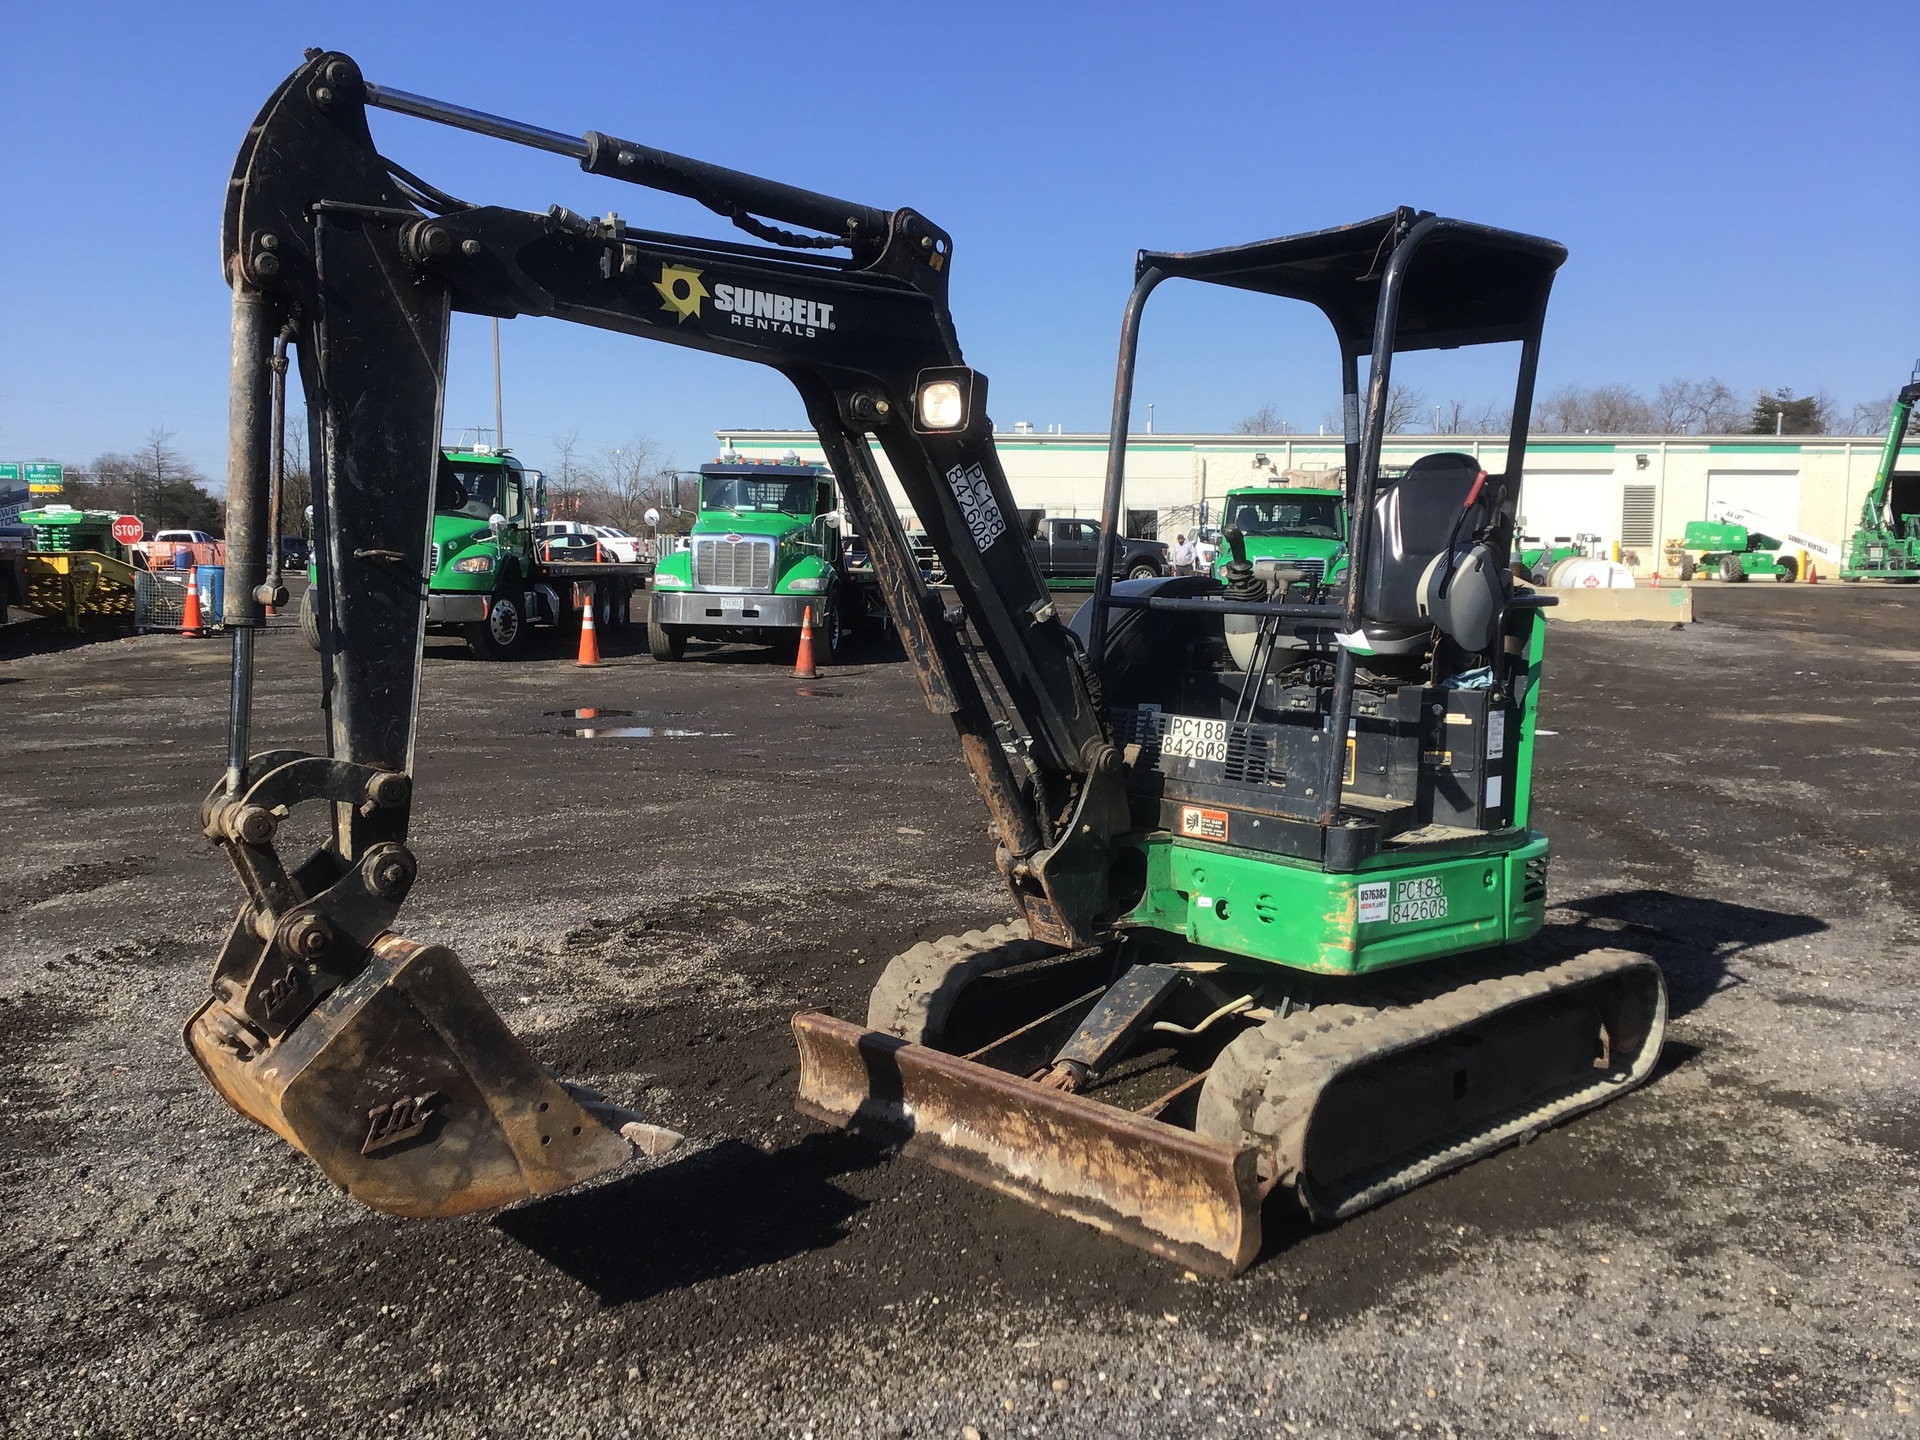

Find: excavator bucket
[186,934,668,1217]
[792,1010,1267,1277]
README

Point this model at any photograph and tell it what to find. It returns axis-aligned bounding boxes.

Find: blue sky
[3,0,1914,486]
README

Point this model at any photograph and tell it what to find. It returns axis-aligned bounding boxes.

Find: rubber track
[865,921,1057,1045]
[1202,936,1666,1223]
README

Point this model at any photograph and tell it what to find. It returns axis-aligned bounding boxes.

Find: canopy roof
[1137,209,1566,354]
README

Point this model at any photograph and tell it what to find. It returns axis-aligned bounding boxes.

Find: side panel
[1125,832,1549,974]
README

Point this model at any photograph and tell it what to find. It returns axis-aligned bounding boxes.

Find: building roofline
[717,429,1897,447]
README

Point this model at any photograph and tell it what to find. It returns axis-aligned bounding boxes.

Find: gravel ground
[2,585,1916,1440]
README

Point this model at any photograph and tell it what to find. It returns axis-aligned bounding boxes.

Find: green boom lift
[1842,365,1920,582]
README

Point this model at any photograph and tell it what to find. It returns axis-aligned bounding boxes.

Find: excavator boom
[194,51,1119,1216]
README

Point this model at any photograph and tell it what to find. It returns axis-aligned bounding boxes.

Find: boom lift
[1841,367,1920,581]
[198,54,1664,1267]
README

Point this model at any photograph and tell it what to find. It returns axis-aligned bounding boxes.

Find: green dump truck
[647,458,862,662]
[300,446,651,658]
[1209,483,1348,584]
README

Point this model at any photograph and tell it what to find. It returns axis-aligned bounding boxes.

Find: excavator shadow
[1551,887,1828,1019]
[491,1131,880,1305]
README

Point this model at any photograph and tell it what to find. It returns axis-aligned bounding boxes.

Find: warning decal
[1180,806,1229,842]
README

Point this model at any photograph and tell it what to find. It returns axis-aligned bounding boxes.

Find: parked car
[589,526,644,564]
[153,529,216,546]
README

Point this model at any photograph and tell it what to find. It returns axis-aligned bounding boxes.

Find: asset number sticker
[1358,881,1390,924]
[1392,876,1449,924]
[1486,710,1507,760]
[1159,715,1229,763]
[1180,805,1229,841]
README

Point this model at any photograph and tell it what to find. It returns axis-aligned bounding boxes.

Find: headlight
[451,555,494,573]
[786,575,828,592]
[917,381,965,430]
[653,572,688,589]
[912,366,984,434]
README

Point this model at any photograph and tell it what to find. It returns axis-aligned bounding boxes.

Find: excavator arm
[191,50,1123,1216]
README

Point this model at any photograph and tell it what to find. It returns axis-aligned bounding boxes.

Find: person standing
[1169,533,1196,575]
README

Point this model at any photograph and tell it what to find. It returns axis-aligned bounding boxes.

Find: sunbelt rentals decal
[653,263,837,338]
[1358,875,1449,925]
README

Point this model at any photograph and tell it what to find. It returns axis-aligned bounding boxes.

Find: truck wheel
[1676,554,1696,582]
[466,593,526,659]
[1127,561,1160,580]
[820,604,847,663]
[1718,555,1745,583]
[298,586,322,652]
[648,617,686,661]
[1774,556,1798,583]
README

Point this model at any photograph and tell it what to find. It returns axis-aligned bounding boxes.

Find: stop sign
[111,515,143,545]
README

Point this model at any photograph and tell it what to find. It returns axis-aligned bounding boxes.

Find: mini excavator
[195,52,1665,1272]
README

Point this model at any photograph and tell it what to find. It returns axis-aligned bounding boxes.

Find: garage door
[1516,470,1617,544]
[1706,471,1801,531]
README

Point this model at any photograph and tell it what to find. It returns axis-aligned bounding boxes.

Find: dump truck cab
[428,447,538,640]
[647,458,845,660]
[1210,484,1347,585]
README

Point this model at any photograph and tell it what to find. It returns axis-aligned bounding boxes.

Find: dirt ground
[2,584,1917,1440]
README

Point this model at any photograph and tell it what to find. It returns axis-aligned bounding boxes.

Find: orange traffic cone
[577,587,602,667]
[793,605,818,679]
[1806,564,1819,584]
[181,565,206,638]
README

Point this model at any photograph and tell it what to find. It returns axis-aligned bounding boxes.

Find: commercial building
[717,428,1914,575]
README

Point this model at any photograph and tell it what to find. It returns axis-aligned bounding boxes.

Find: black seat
[1359,452,1493,652]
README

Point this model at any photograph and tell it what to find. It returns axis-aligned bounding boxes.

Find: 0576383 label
[1357,881,1390,924]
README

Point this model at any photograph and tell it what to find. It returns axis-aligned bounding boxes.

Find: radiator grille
[1115,707,1288,786]
[1522,854,1550,903]
[693,537,774,590]
[429,542,441,575]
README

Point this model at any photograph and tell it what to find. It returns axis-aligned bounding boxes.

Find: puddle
[557,726,729,740]
[544,708,636,719]
[793,687,842,698]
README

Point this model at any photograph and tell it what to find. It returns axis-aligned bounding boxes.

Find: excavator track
[1195,939,1667,1223]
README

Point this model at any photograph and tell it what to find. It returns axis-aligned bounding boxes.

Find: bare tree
[68,426,223,533]
[547,430,594,519]
[1323,384,1428,435]
[1233,404,1291,435]
[1652,377,1742,435]
[576,437,674,533]
[1845,392,1902,437]
[1379,384,1428,434]
[1469,399,1514,435]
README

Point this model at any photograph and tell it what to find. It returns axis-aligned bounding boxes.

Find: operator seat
[1359,451,1495,655]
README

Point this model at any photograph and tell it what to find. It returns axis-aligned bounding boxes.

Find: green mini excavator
[194,53,1665,1278]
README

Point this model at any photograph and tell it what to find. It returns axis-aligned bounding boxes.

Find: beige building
[717,429,1914,575]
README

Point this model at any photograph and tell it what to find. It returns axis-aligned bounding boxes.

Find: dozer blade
[792,1009,1266,1277]
[186,934,663,1217]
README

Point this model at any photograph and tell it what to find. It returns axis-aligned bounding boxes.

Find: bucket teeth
[186,933,663,1217]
